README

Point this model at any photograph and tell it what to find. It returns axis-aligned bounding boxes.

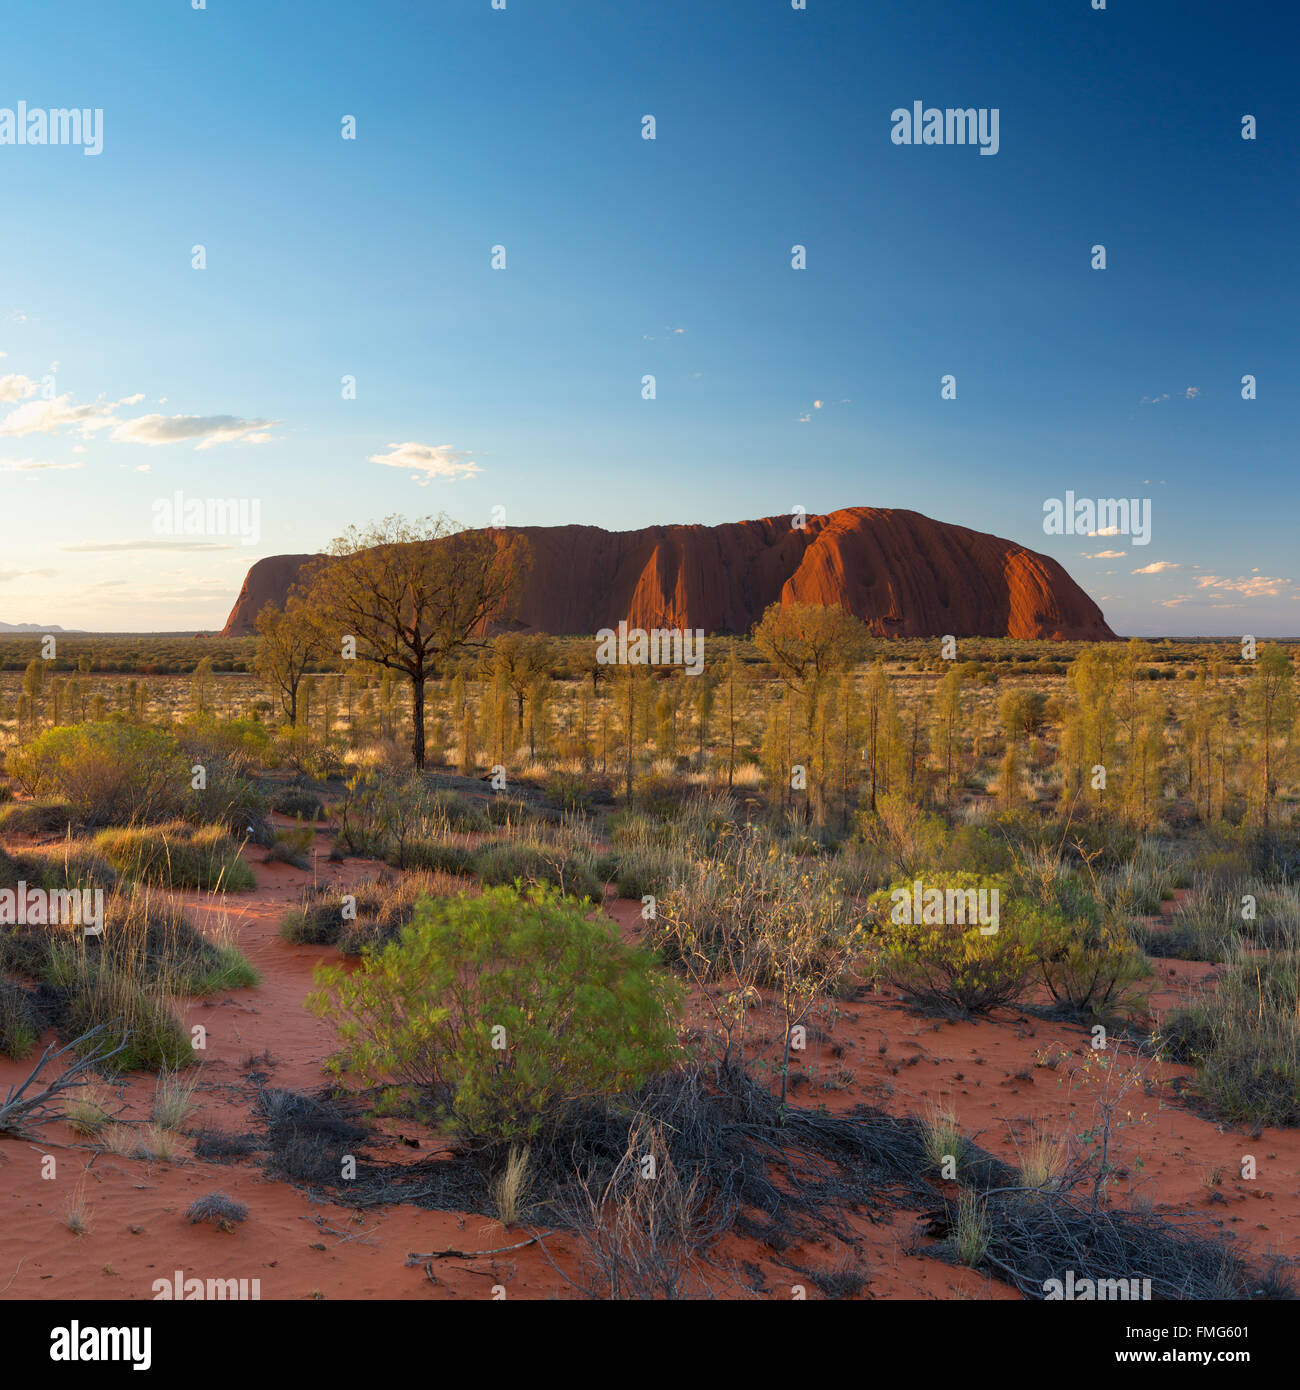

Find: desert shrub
[0,800,78,835]
[0,979,40,1058]
[185,1191,248,1230]
[184,763,271,847]
[634,774,694,822]
[1030,915,1152,1021]
[484,793,537,828]
[176,715,271,777]
[395,838,475,876]
[309,884,683,1144]
[869,874,1036,1017]
[544,772,592,815]
[597,817,691,899]
[653,826,862,991]
[281,871,452,953]
[36,893,253,1071]
[943,823,1014,876]
[335,770,438,864]
[1095,840,1185,917]
[1133,880,1240,962]
[473,838,603,902]
[270,728,344,782]
[857,794,949,879]
[1163,944,1300,1127]
[263,824,314,870]
[58,973,191,1073]
[429,791,490,833]
[610,843,691,901]
[94,822,255,892]
[0,839,118,892]
[269,787,326,821]
[7,723,187,826]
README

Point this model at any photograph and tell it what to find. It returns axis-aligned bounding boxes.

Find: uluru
[219,507,1115,641]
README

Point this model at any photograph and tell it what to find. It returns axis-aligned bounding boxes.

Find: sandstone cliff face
[219,508,1114,640]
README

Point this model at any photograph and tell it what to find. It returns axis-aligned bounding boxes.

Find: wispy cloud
[1195,574,1292,598]
[369,441,481,481]
[1132,560,1180,574]
[111,414,280,449]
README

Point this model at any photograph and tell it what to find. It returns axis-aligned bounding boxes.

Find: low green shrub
[309,884,683,1143]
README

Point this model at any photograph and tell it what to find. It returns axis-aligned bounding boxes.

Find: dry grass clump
[281,870,459,953]
[489,1145,534,1228]
[1164,939,1300,1126]
[93,821,255,892]
[0,886,255,1072]
[152,1067,199,1130]
[63,1081,119,1136]
[185,1191,248,1230]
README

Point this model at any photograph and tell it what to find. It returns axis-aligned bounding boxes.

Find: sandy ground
[1,831,1295,1301]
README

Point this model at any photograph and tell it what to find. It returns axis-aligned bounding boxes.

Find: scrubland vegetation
[1,603,1298,1300]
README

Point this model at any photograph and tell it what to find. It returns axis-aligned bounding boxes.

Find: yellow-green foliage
[310,884,683,1143]
[871,874,1035,1016]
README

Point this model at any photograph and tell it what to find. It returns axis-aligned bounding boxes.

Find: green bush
[473,838,603,902]
[8,723,188,826]
[309,884,682,1144]
[1031,915,1152,1021]
[870,874,1035,1017]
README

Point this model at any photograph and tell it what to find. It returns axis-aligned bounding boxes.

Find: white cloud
[0,373,38,403]
[0,391,123,437]
[110,413,281,449]
[1195,574,1292,599]
[1132,561,1180,574]
[1085,549,1126,559]
[369,441,481,480]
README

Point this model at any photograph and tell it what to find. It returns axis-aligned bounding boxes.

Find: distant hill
[0,622,70,633]
[220,507,1115,641]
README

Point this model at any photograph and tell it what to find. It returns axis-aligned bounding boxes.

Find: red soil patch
[1,834,1295,1302]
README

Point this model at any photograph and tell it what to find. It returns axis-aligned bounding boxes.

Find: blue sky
[0,0,1295,635]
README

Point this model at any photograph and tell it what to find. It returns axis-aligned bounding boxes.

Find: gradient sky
[1,0,1296,636]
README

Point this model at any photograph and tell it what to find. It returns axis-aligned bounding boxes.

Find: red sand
[2,831,1295,1301]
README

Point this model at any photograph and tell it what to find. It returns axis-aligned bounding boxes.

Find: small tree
[300,515,528,769]
[255,596,323,724]
[751,601,866,737]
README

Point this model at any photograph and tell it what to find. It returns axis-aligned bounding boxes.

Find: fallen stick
[406,1232,553,1263]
